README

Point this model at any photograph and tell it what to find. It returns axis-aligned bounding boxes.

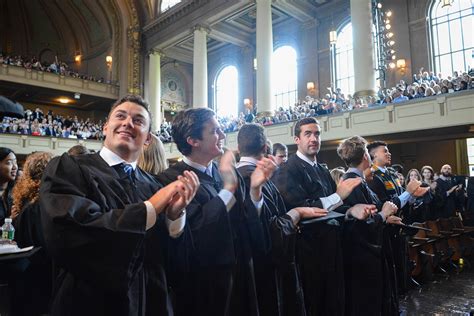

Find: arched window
[430,0,473,76]
[272,46,297,109]
[214,65,239,118]
[334,23,354,95]
[161,0,181,12]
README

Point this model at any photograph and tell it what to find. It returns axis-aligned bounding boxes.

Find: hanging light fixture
[441,0,453,8]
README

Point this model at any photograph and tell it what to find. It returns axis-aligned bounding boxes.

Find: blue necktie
[114,163,135,184]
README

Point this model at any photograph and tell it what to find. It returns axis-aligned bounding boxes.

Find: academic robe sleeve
[39,154,147,292]
[368,176,402,209]
[272,163,325,210]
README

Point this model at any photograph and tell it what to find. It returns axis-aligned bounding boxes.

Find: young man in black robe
[337,136,399,315]
[40,95,199,316]
[158,108,272,316]
[366,140,428,296]
[272,117,371,316]
[237,123,332,316]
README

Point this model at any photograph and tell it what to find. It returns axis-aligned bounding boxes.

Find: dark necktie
[114,163,135,184]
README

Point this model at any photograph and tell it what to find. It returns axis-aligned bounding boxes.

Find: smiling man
[158,108,272,316]
[40,95,199,316]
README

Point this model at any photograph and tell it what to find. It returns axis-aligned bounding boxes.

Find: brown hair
[11,152,53,219]
[137,134,168,175]
[405,168,422,187]
[108,94,153,132]
[337,135,368,167]
[420,165,434,181]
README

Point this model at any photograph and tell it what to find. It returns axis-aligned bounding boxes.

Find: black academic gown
[158,161,261,316]
[238,163,306,316]
[272,154,346,316]
[39,153,172,316]
[435,177,463,218]
[367,167,408,297]
[342,172,398,316]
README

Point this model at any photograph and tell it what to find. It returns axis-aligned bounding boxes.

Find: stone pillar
[256,0,273,116]
[148,50,163,131]
[193,26,209,108]
[351,0,376,98]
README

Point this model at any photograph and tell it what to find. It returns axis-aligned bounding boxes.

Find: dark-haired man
[337,136,399,315]
[237,123,328,316]
[40,95,199,316]
[272,142,288,166]
[272,117,369,316]
[366,140,428,295]
[158,108,272,316]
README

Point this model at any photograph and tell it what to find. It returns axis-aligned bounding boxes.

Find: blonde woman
[138,133,168,175]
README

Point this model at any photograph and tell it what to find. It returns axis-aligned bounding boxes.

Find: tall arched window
[272,46,297,109]
[161,0,181,12]
[430,0,473,76]
[334,23,354,95]
[214,65,239,118]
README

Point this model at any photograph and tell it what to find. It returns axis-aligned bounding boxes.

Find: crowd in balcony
[216,68,473,133]
[0,53,116,85]
[0,108,105,140]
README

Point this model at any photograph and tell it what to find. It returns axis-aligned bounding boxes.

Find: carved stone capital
[148,48,165,57]
[193,24,211,35]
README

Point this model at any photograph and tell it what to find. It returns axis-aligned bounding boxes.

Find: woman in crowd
[420,165,441,220]
[0,147,18,225]
[138,133,168,175]
[10,151,53,316]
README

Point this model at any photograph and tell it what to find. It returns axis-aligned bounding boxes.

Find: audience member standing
[0,147,18,225]
[40,95,199,316]
[435,164,464,218]
[272,117,364,316]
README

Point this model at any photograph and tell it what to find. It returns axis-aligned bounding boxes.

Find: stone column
[193,26,209,108]
[256,0,273,116]
[351,0,376,98]
[148,49,163,131]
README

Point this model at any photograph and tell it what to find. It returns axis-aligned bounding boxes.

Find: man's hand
[381,201,398,219]
[429,181,437,191]
[249,157,277,201]
[348,204,377,220]
[386,215,403,225]
[219,151,238,193]
[166,171,200,220]
[148,180,183,215]
[412,185,430,197]
[294,207,328,219]
[406,179,421,195]
[336,178,362,200]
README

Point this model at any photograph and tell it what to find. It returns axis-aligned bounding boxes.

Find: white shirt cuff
[287,209,301,225]
[320,193,343,211]
[251,196,264,217]
[219,189,237,212]
[144,201,157,230]
[166,210,186,238]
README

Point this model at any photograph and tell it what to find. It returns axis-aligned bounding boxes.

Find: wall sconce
[396,59,406,75]
[329,30,337,46]
[106,55,113,68]
[307,81,316,95]
[74,54,82,63]
[441,0,453,8]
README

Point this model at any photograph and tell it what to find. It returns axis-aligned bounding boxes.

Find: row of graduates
[37,96,429,316]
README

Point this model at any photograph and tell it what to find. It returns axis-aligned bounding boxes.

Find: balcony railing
[0,64,119,99]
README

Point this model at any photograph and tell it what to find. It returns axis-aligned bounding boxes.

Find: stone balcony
[1,90,473,159]
[0,64,119,100]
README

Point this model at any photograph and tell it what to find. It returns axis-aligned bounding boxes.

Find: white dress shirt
[296,151,343,212]
[100,146,185,237]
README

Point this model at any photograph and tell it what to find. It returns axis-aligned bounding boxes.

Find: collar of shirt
[296,150,317,167]
[99,146,137,170]
[346,167,364,178]
[236,156,259,168]
[374,165,387,173]
[439,175,451,181]
[182,156,212,174]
